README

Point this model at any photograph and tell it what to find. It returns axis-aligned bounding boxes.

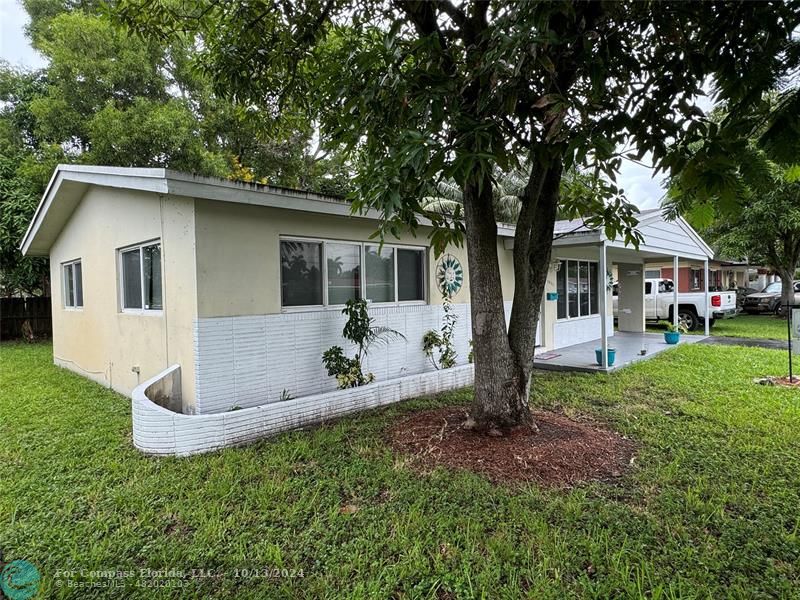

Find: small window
[327,242,361,305]
[281,240,323,307]
[645,282,652,294]
[366,245,395,302]
[120,241,163,311]
[62,260,83,308]
[689,268,702,290]
[589,262,598,314]
[557,262,567,318]
[397,248,425,301]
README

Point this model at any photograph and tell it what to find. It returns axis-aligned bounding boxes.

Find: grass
[2,341,799,598]
[646,313,788,340]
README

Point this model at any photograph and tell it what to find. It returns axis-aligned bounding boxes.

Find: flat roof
[20,165,713,260]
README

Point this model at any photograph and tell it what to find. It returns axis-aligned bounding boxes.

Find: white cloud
[617,155,667,211]
[0,0,46,69]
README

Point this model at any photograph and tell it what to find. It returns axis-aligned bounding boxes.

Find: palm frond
[362,326,406,355]
[421,197,463,215]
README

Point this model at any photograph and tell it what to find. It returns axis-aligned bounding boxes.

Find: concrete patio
[533,331,706,373]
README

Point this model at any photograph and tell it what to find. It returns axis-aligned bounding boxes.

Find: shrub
[422,296,458,370]
[322,299,405,389]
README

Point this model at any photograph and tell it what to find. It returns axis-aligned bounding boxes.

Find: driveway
[699,336,786,350]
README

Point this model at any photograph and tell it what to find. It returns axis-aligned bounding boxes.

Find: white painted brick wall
[133,363,475,457]
[194,303,475,414]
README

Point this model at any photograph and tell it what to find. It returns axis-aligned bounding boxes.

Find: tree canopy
[666,92,800,311]
[0,0,356,295]
[118,1,800,429]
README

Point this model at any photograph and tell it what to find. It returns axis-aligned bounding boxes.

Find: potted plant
[659,320,688,344]
[594,347,616,366]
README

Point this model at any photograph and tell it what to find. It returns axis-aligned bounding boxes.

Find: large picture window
[280,238,426,308]
[62,259,83,308]
[120,241,162,311]
[556,259,599,320]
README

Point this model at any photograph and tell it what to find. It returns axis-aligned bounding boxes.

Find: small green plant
[322,299,405,389]
[279,389,294,402]
[422,296,458,370]
[659,320,688,334]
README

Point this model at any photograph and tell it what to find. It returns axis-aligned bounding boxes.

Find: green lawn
[2,342,799,598]
[647,313,788,340]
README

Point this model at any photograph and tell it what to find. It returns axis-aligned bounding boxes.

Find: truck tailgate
[712,291,737,312]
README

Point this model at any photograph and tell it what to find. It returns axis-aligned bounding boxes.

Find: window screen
[63,263,75,307]
[556,261,567,319]
[397,249,425,301]
[143,243,162,310]
[567,260,579,318]
[326,243,361,304]
[121,249,142,309]
[280,240,323,306]
[366,245,394,302]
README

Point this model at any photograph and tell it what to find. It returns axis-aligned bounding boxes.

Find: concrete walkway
[533,331,705,373]
[698,336,787,351]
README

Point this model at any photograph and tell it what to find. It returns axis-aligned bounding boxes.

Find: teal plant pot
[664,331,680,345]
[595,348,616,366]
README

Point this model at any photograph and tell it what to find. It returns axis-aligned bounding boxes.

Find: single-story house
[21,166,715,455]
[645,259,770,292]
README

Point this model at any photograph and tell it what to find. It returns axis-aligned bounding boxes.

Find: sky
[0,0,705,211]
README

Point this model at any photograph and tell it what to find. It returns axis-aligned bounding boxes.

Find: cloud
[617,154,667,211]
[0,0,47,69]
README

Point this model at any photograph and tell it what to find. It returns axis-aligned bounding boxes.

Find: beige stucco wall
[194,199,516,318]
[49,187,198,411]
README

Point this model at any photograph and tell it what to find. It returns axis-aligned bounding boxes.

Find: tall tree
[667,92,800,313]
[0,1,357,296]
[119,1,799,431]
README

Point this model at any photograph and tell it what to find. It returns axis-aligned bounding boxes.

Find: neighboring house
[21,166,714,455]
[649,260,770,293]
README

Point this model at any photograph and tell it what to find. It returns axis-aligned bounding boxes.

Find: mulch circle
[387,407,636,488]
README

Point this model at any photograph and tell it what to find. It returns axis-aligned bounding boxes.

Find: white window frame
[555,258,600,322]
[62,258,83,309]
[279,236,428,311]
[118,239,164,315]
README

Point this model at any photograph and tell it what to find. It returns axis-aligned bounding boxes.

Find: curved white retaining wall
[133,363,474,456]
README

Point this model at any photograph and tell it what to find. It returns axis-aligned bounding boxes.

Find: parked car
[733,286,761,312]
[742,281,800,314]
[613,278,737,331]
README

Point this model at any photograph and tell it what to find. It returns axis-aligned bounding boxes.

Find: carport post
[673,255,679,329]
[599,242,608,368]
[704,259,710,336]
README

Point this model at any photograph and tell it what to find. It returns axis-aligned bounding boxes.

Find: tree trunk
[462,171,534,431]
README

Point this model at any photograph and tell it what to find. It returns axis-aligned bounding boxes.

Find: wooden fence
[0,297,52,340]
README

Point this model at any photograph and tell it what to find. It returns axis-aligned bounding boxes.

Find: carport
[529,208,715,371]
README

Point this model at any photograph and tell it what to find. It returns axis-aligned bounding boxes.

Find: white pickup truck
[613,278,737,331]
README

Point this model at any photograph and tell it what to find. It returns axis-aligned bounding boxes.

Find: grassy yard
[1,342,799,598]
[647,313,788,340]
